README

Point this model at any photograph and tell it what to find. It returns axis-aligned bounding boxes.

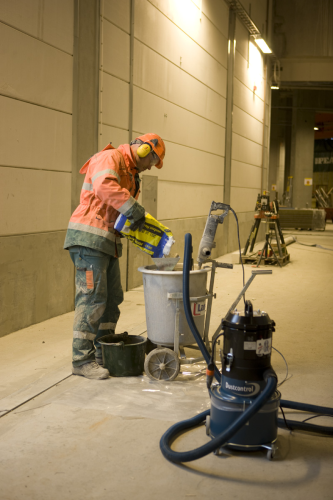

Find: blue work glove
[129,215,146,231]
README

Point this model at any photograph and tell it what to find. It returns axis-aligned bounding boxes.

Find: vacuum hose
[159,233,278,463]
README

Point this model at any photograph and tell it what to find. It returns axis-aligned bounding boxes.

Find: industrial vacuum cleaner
[159,202,333,463]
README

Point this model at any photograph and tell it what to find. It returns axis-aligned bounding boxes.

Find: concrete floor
[1,225,333,500]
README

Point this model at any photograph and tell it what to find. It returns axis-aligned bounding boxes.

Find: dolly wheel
[267,447,276,460]
[144,348,180,381]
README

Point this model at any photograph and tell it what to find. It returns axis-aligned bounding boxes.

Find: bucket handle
[114,341,125,349]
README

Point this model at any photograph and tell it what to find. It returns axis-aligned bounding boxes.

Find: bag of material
[114,213,175,258]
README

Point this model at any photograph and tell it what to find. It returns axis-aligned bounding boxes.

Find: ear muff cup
[137,143,152,158]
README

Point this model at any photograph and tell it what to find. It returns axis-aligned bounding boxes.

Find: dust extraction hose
[159,233,278,463]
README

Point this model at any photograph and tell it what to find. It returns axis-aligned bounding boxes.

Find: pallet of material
[279,209,325,230]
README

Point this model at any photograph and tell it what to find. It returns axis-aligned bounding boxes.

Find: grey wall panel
[235,49,265,101]
[43,0,74,54]
[134,0,227,96]
[102,72,129,129]
[157,181,224,220]
[1,168,71,236]
[103,19,130,82]
[235,18,249,61]
[133,87,225,157]
[134,41,226,126]
[233,77,264,123]
[156,140,224,185]
[200,0,229,38]
[0,0,40,36]
[0,0,74,54]
[230,186,259,213]
[0,23,73,113]
[232,105,263,145]
[104,0,131,33]
[99,124,129,150]
[0,96,72,172]
[231,160,262,189]
[148,0,228,67]
[232,133,262,167]
[0,231,74,338]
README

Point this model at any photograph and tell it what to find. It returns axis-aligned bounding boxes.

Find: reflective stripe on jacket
[64,143,143,256]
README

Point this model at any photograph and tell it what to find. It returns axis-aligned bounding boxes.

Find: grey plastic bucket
[99,334,147,377]
[138,264,210,347]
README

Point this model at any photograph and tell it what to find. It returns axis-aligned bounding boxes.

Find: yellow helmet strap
[137,143,152,158]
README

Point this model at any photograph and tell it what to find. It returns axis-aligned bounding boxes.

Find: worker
[64,133,166,379]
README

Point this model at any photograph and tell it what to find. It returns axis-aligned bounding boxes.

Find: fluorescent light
[314,127,319,131]
[271,86,279,89]
[254,37,272,54]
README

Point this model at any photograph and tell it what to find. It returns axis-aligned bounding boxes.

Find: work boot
[72,361,109,379]
[95,356,103,366]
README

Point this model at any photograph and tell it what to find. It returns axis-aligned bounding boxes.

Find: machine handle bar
[251,270,272,275]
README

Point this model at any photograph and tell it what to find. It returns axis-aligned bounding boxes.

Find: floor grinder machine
[160,202,333,463]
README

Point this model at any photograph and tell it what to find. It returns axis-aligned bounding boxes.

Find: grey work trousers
[69,246,123,366]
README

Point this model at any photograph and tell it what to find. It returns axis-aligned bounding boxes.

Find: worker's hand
[129,215,146,231]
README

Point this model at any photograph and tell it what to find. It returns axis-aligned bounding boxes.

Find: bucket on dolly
[138,203,233,381]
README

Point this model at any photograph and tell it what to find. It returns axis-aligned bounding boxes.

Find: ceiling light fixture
[252,36,272,54]
[314,127,319,131]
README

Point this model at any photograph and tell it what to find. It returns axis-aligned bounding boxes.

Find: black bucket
[99,333,147,377]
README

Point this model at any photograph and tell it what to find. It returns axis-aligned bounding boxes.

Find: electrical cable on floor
[272,346,293,387]
[302,414,333,423]
[229,206,246,303]
[295,238,333,252]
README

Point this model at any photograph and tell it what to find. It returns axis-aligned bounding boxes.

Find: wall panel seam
[102,69,130,84]
[132,131,226,157]
[232,162,262,171]
[135,39,226,98]
[100,122,128,132]
[233,76,265,105]
[147,0,228,39]
[231,158,262,168]
[230,185,261,190]
[235,48,265,80]
[158,179,224,187]
[146,0,228,69]
[134,84,226,127]
[159,215,221,221]
[0,94,73,116]
[233,131,263,147]
[0,165,72,173]
[233,103,264,125]
[234,80,265,106]
[0,230,68,238]
[103,16,130,36]
[0,20,74,56]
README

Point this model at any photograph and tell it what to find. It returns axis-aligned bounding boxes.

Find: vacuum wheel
[144,348,180,381]
[205,415,210,436]
[266,446,276,460]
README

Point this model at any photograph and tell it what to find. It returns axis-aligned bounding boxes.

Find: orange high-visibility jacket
[64,143,144,256]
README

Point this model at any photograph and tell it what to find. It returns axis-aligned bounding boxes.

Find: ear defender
[137,143,152,158]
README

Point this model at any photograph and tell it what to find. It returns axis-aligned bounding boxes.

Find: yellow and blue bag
[114,213,175,258]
